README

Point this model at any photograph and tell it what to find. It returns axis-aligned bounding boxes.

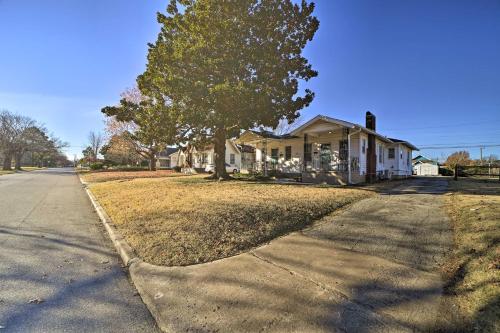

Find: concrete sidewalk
[128,177,452,332]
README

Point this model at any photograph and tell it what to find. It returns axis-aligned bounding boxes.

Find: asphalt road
[0,168,159,333]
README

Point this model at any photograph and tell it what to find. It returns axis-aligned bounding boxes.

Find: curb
[77,175,170,332]
[81,182,140,267]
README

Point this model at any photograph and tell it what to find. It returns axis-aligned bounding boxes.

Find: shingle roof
[388,138,419,151]
[158,147,179,157]
[240,114,419,151]
[249,130,298,140]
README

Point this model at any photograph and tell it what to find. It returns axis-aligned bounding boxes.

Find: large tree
[100,133,143,166]
[13,125,45,170]
[445,150,472,168]
[87,131,104,162]
[0,111,36,170]
[101,88,180,171]
[30,134,68,168]
[139,0,319,178]
[0,110,68,169]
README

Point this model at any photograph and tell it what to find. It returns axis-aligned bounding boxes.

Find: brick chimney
[366,111,376,131]
[366,111,376,183]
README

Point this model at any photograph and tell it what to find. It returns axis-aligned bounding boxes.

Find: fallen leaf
[28,298,44,304]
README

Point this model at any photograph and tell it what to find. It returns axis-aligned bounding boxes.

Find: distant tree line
[0,110,69,170]
[444,150,499,168]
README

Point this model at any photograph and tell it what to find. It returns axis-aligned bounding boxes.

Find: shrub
[90,162,104,170]
[439,167,454,176]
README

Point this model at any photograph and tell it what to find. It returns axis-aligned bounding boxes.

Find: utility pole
[480,147,484,165]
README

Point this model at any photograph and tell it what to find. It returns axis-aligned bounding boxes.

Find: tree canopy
[138,0,319,177]
[445,150,472,168]
[101,88,180,170]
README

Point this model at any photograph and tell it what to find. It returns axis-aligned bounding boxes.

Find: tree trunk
[213,127,228,179]
[15,152,23,170]
[2,152,12,171]
[185,144,193,168]
[149,150,157,171]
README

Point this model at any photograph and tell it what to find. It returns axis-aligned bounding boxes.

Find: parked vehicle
[205,163,239,174]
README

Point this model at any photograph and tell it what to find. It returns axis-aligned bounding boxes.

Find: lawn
[0,167,45,176]
[443,177,500,332]
[21,166,46,171]
[79,169,184,183]
[87,174,372,266]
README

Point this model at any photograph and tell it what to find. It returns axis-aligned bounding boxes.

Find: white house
[236,112,418,185]
[156,147,179,169]
[156,140,242,173]
[412,155,439,176]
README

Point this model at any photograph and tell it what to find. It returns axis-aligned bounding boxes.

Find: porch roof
[236,114,419,151]
[235,130,298,144]
[290,115,394,143]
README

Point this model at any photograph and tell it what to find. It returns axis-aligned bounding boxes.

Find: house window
[271,148,279,163]
[362,139,366,154]
[320,143,332,171]
[304,143,312,162]
[378,145,383,163]
[230,153,235,164]
[388,148,395,159]
[285,146,292,161]
[407,151,411,168]
[339,140,348,161]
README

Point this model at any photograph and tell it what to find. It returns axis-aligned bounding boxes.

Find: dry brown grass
[0,167,44,175]
[79,169,184,183]
[443,177,500,332]
[88,175,372,266]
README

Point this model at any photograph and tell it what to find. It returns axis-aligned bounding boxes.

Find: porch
[237,119,365,185]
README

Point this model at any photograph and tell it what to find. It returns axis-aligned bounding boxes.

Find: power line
[378,119,499,131]
[419,144,500,150]
[414,140,500,146]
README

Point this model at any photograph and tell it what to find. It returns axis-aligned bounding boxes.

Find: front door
[320,144,331,171]
[271,148,279,170]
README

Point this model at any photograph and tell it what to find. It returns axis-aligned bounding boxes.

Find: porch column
[347,128,361,184]
[263,138,268,177]
[303,134,308,172]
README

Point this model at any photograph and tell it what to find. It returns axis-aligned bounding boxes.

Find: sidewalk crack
[249,251,416,332]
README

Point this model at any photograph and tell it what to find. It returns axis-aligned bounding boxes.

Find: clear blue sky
[1,0,499,161]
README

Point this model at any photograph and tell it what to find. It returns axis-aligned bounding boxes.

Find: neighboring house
[157,140,242,173]
[412,155,439,176]
[239,144,256,173]
[156,147,179,169]
[237,112,418,185]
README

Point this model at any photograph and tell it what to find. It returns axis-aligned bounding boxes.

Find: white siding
[225,141,241,171]
[414,163,439,175]
[375,139,387,172]
[358,133,368,176]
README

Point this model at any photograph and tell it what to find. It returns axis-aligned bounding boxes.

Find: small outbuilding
[412,155,439,176]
